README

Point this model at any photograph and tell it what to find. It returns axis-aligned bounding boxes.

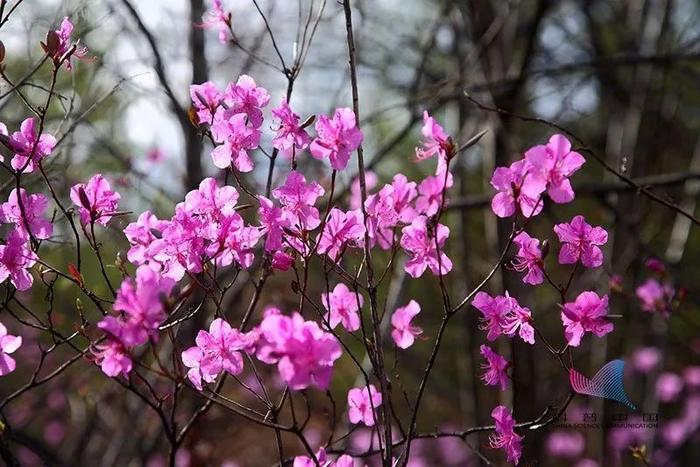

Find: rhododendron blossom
[49,17,89,69]
[553,215,608,268]
[201,0,231,44]
[317,208,365,261]
[490,405,523,465]
[211,111,261,171]
[391,300,423,349]
[70,174,121,226]
[472,292,534,344]
[561,291,613,347]
[415,170,453,216]
[8,117,56,173]
[524,134,585,203]
[490,159,545,218]
[636,278,674,315]
[511,231,544,285]
[310,108,363,170]
[501,298,535,345]
[400,216,452,278]
[272,171,325,230]
[0,322,22,376]
[321,283,363,332]
[190,81,223,124]
[480,345,509,390]
[271,99,311,156]
[294,448,353,467]
[347,384,382,426]
[415,111,453,171]
[223,75,270,128]
[0,228,38,291]
[1,188,53,239]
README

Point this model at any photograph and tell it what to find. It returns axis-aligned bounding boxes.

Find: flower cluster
[472,292,535,345]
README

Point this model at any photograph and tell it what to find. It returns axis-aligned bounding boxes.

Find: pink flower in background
[317,208,365,261]
[415,170,453,216]
[656,372,683,403]
[181,319,249,390]
[561,291,613,347]
[294,448,353,467]
[70,174,121,226]
[490,405,523,465]
[490,159,545,218]
[211,111,261,171]
[479,345,509,390]
[0,228,37,291]
[415,111,453,169]
[645,257,666,274]
[9,118,56,173]
[321,283,363,332]
[684,366,700,389]
[201,0,231,44]
[511,231,544,285]
[190,81,223,124]
[349,171,378,210]
[553,215,608,268]
[631,347,661,374]
[271,99,311,156]
[0,322,22,376]
[635,278,673,315]
[391,300,422,349]
[310,107,363,170]
[272,171,325,230]
[146,147,165,163]
[400,216,452,278]
[347,384,382,426]
[472,292,512,341]
[546,431,585,458]
[92,340,132,378]
[525,134,585,203]
[223,75,270,128]
[1,188,53,239]
[502,298,535,345]
[256,309,342,390]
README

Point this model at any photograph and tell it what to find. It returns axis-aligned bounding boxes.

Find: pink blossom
[391,300,422,349]
[347,384,382,426]
[8,118,56,173]
[656,372,683,403]
[190,81,223,124]
[0,322,22,376]
[524,134,585,203]
[349,171,378,210]
[683,366,700,389]
[553,215,608,268]
[400,216,452,278]
[545,431,585,458]
[182,318,250,390]
[271,99,311,157]
[294,448,354,467]
[1,188,53,239]
[561,291,613,347]
[271,250,294,271]
[44,17,88,69]
[92,340,132,378]
[321,283,363,332]
[501,298,535,345]
[272,171,325,230]
[479,344,509,390]
[645,257,666,274]
[310,108,363,170]
[490,159,545,218]
[415,111,453,171]
[631,347,660,374]
[0,228,37,291]
[490,405,523,465]
[317,208,365,261]
[364,185,399,250]
[635,278,673,315]
[70,174,121,226]
[146,147,165,163]
[201,0,230,44]
[223,75,270,128]
[415,170,453,216]
[472,292,511,341]
[511,231,544,285]
[124,211,168,266]
[210,111,261,171]
[258,196,288,252]
[390,174,418,222]
[256,309,342,390]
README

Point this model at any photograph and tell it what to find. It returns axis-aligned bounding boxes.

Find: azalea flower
[511,231,544,285]
[0,322,22,376]
[70,174,121,226]
[310,108,363,170]
[8,118,56,173]
[561,291,613,347]
[490,159,545,218]
[321,283,363,332]
[0,228,37,291]
[490,405,523,465]
[391,300,423,349]
[553,215,608,268]
[1,188,53,239]
[347,384,382,426]
[400,216,452,278]
[524,134,585,203]
[480,345,509,390]
[271,99,311,157]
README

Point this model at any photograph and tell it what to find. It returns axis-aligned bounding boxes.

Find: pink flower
[271,250,294,271]
[294,448,354,467]
[631,347,660,374]
[400,216,452,278]
[363,186,399,250]
[70,174,121,226]
[415,170,453,216]
[182,318,250,391]
[349,171,378,210]
[347,384,382,426]
[553,215,608,268]
[210,111,261,171]
[43,17,88,69]
[635,278,673,315]
[645,257,666,274]
[391,300,422,349]
[511,231,544,285]
[272,171,325,230]
[223,75,270,128]
[524,134,585,203]
[310,108,363,170]
[479,345,509,390]
[146,147,165,163]
[389,174,418,222]
[92,340,132,378]
[656,372,683,403]
[490,405,523,465]
[124,211,168,266]
[0,322,22,376]
[472,292,534,344]
[501,298,535,345]
[1,188,53,239]
[317,208,365,261]
[190,81,223,124]
[321,283,363,332]
[201,0,230,44]
[257,196,288,252]
[8,118,57,173]
[256,309,342,390]
[561,291,613,347]
[271,99,311,157]
[0,228,37,291]
[490,159,545,218]
[415,111,453,170]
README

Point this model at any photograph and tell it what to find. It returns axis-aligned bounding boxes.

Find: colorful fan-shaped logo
[569,359,636,410]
